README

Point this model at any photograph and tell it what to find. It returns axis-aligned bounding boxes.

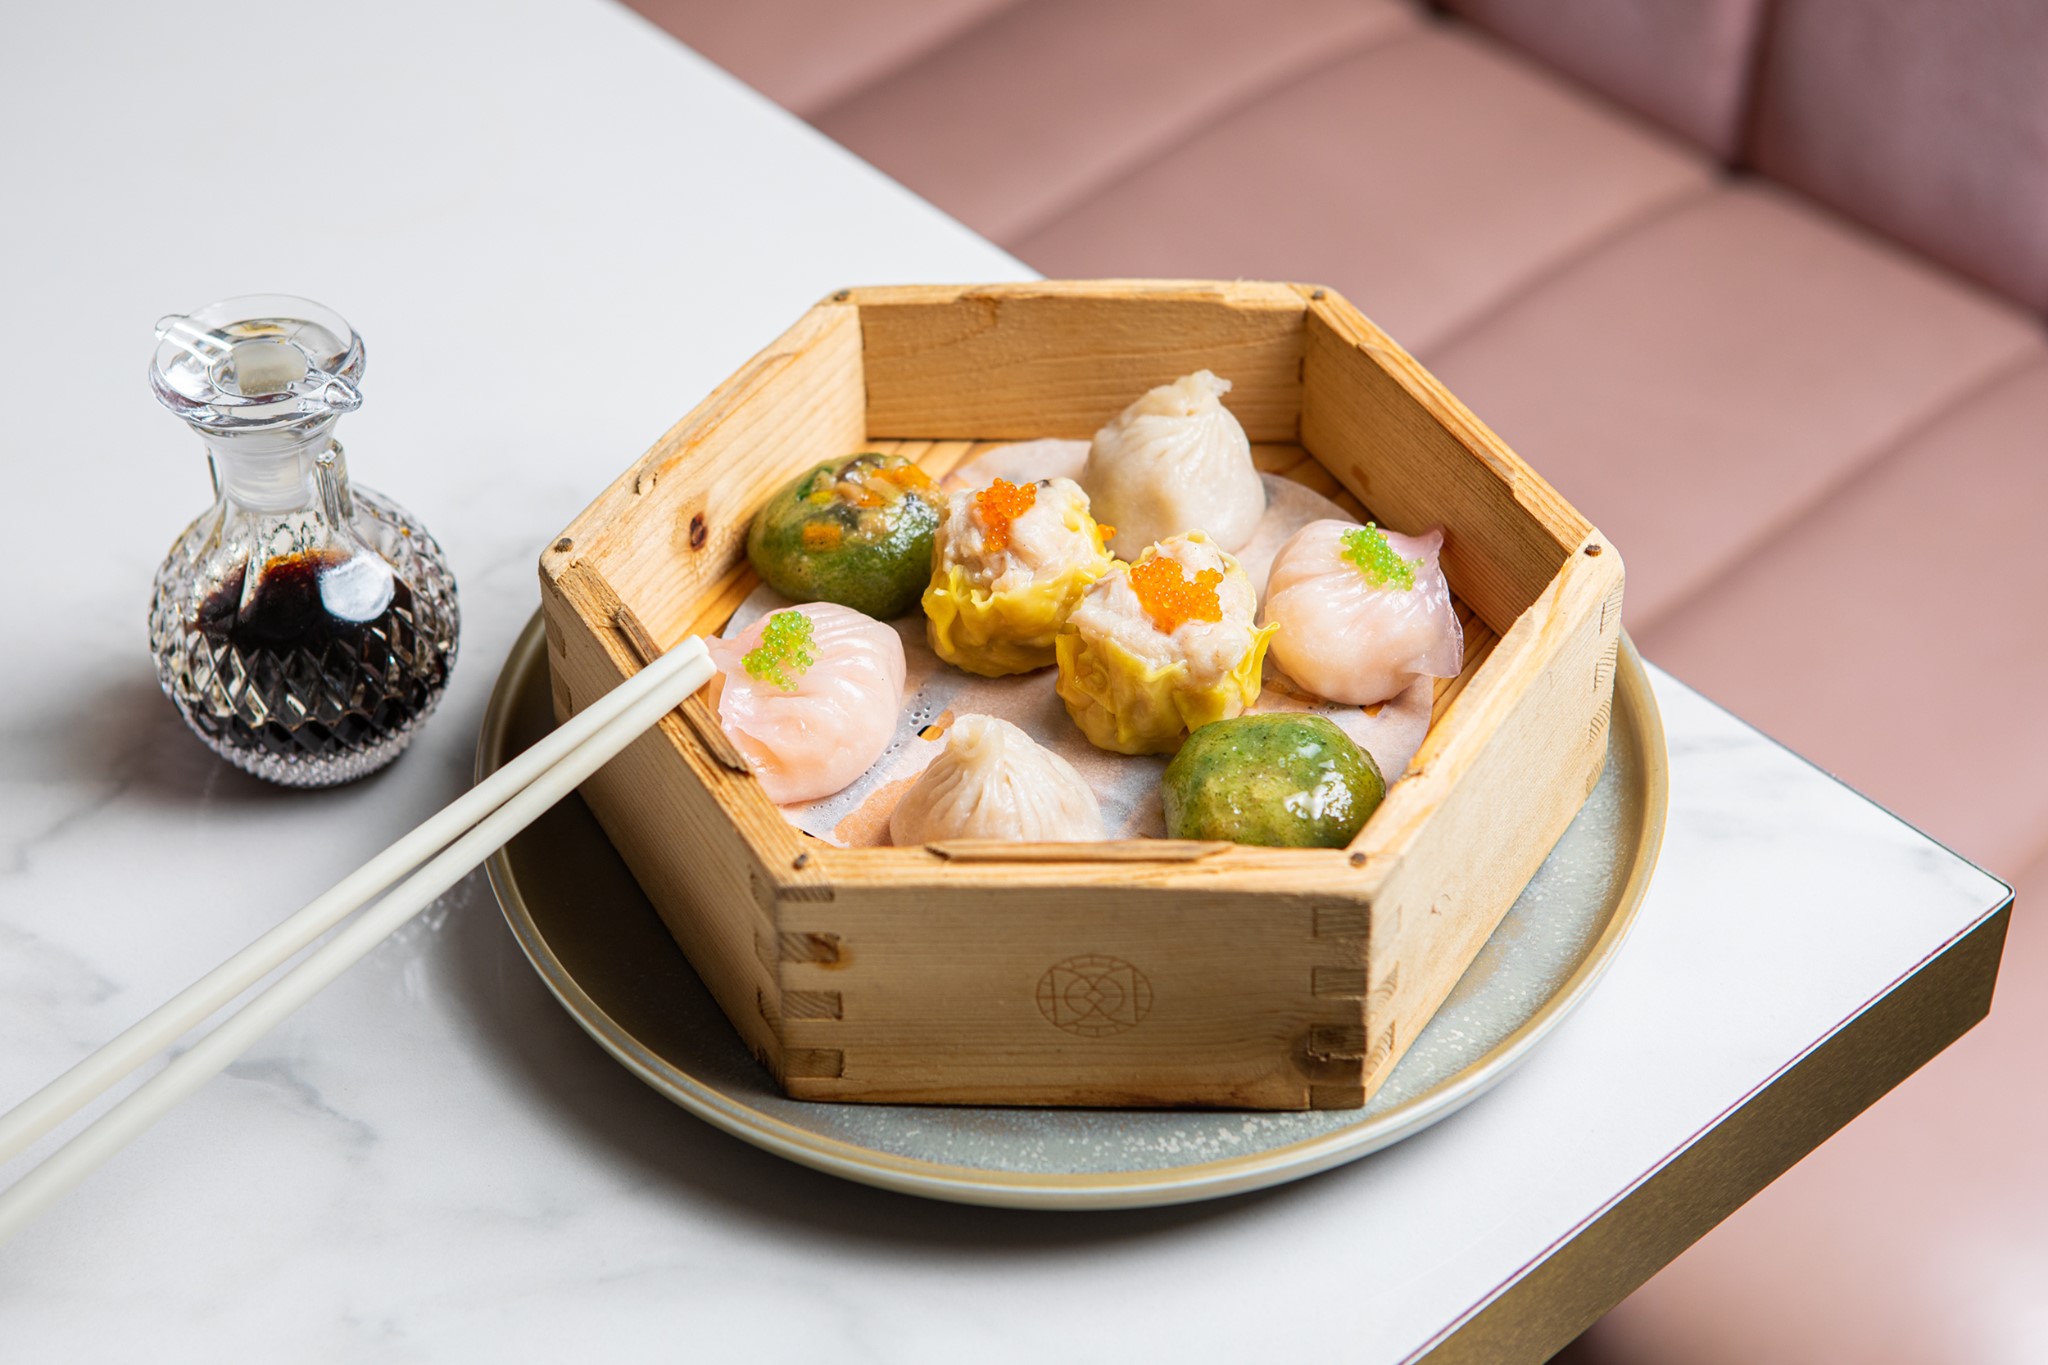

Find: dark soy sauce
[190,551,447,760]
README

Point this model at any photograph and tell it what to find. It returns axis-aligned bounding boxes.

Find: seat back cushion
[1750,0,2048,311]
[625,0,1014,116]
[1443,0,1769,159]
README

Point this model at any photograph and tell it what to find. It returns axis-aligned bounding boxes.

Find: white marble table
[0,2,2009,1360]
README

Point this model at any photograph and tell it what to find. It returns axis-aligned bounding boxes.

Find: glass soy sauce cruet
[147,295,459,787]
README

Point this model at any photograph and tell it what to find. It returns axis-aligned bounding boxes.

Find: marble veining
[0,0,2009,1360]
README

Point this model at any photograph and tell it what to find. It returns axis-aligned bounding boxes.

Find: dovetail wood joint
[1308,1023,1368,1059]
[776,931,843,964]
[783,1048,845,1079]
[1363,1022,1398,1077]
[1594,637,1621,692]
[1312,966,1367,999]
[1367,962,1400,1012]
[784,990,844,1020]
[1312,901,1370,941]
[1292,1028,1367,1083]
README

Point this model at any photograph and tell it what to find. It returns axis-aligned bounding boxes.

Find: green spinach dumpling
[1162,714,1384,847]
[746,453,940,619]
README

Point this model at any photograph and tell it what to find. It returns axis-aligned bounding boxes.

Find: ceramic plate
[478,614,1667,1209]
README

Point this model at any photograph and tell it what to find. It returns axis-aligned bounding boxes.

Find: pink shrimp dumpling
[1261,520,1463,706]
[707,601,906,805]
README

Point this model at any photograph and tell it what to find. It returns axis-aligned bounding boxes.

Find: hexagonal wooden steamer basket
[538,281,1623,1111]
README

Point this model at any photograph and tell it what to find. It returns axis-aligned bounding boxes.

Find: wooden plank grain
[539,562,791,1073]
[1353,537,1626,1094]
[549,300,867,647]
[775,883,1361,1109]
[855,280,1306,442]
[1301,293,1587,635]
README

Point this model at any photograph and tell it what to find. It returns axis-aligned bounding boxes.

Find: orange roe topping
[802,522,843,551]
[1128,555,1225,632]
[972,478,1037,554]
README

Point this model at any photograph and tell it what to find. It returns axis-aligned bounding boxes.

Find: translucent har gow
[707,601,906,805]
[1081,370,1265,557]
[1261,520,1463,706]
[889,714,1104,845]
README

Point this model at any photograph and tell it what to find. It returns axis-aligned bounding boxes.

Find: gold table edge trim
[1420,898,2011,1363]
[476,613,1669,1208]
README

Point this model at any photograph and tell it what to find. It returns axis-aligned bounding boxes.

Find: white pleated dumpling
[1082,370,1266,557]
[889,715,1104,844]
[1261,520,1463,706]
[708,601,906,805]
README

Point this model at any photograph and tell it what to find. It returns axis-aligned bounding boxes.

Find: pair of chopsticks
[0,636,715,1245]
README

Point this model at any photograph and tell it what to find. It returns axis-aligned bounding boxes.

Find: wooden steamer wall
[539,281,1624,1111]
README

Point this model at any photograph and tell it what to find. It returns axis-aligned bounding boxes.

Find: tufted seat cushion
[1426,184,2041,621]
[1641,356,2048,872]
[816,0,1421,243]
[1750,0,2048,312]
[1014,22,1715,352]
[1444,0,1770,158]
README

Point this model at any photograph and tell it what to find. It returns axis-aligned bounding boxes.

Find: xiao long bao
[889,714,1105,845]
[1081,369,1266,559]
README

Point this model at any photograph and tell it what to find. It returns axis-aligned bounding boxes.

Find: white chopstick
[0,636,715,1244]
[0,636,711,1167]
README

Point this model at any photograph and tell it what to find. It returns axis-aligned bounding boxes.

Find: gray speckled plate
[479,615,1666,1209]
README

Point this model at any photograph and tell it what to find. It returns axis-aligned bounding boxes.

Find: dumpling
[745,452,940,619]
[1055,532,1276,755]
[1162,714,1385,848]
[922,476,1115,676]
[707,602,906,804]
[1261,520,1463,706]
[889,714,1104,844]
[1081,370,1266,557]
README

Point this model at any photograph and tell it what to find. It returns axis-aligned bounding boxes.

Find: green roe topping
[743,610,816,691]
[1341,522,1420,591]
